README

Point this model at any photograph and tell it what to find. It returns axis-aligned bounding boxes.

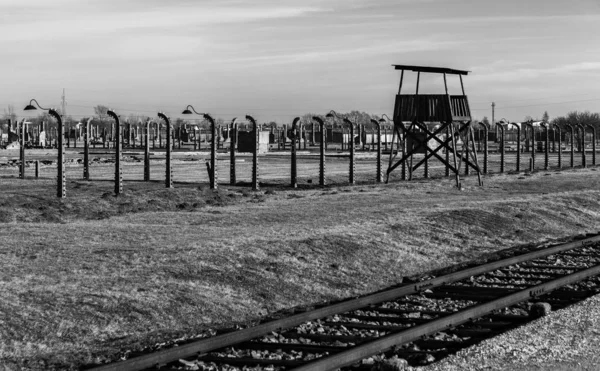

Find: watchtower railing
[394,94,471,123]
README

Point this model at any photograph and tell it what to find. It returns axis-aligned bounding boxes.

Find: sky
[1,0,600,124]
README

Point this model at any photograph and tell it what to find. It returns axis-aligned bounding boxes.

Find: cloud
[0,3,325,42]
[471,62,600,83]
[223,39,466,67]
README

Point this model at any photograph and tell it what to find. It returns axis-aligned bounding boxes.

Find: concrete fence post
[588,124,596,166]
[107,110,123,194]
[84,118,91,180]
[230,119,237,185]
[246,115,260,191]
[291,117,300,188]
[313,117,326,187]
[499,124,505,173]
[158,113,172,188]
[144,119,150,181]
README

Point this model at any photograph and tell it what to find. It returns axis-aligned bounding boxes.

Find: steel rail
[291,258,600,371]
[89,234,600,371]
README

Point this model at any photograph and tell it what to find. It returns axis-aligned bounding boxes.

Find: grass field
[1,147,600,370]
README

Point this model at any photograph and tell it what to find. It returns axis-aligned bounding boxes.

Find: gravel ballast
[418,295,600,371]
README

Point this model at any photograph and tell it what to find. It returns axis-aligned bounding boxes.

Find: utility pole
[492,102,496,142]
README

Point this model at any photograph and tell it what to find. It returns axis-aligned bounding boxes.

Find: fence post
[344,118,355,185]
[54,111,66,197]
[483,124,488,174]
[291,117,300,188]
[84,118,91,180]
[144,119,150,181]
[246,115,260,191]
[313,117,326,187]
[578,124,586,168]
[371,119,382,182]
[107,110,123,194]
[566,124,575,168]
[512,123,521,172]
[158,113,172,188]
[588,124,596,166]
[35,160,39,178]
[556,125,562,168]
[542,122,549,170]
[230,119,237,185]
[525,122,535,171]
[499,124,505,173]
[303,124,307,150]
[19,119,25,179]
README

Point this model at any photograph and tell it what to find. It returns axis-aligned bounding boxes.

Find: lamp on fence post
[182,105,217,189]
[24,99,66,198]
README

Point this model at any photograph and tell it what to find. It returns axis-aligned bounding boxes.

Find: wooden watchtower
[386,65,482,188]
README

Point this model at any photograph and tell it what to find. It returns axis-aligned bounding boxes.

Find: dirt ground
[1,153,600,370]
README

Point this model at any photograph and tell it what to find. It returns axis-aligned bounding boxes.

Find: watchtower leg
[450,124,461,188]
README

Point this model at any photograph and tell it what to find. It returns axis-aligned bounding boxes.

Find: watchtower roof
[392,64,470,76]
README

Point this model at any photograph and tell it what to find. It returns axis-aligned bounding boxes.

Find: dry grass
[1,163,600,370]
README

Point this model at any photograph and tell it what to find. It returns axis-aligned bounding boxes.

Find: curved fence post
[157,113,172,188]
[588,124,596,166]
[508,122,520,172]
[371,119,382,183]
[566,124,574,168]
[542,122,549,170]
[524,122,535,171]
[478,122,489,176]
[246,115,260,190]
[19,119,25,179]
[290,117,300,188]
[206,114,218,189]
[343,118,356,185]
[84,118,92,180]
[144,118,151,181]
[498,124,505,173]
[230,118,237,185]
[577,123,586,168]
[107,110,123,194]
[555,124,562,168]
[313,117,326,187]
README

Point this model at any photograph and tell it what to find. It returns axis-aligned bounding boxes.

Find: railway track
[90,234,600,371]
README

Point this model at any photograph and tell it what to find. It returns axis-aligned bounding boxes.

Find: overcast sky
[2,0,599,123]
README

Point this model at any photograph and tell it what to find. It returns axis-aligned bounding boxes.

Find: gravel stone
[529,302,552,318]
